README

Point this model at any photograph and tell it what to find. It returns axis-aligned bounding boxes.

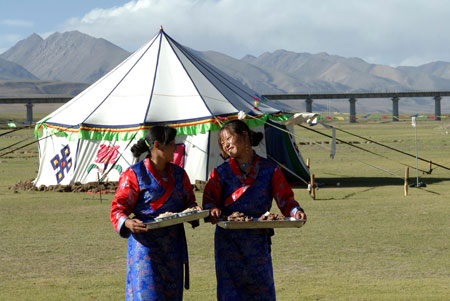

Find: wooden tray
[217,217,306,229]
[146,210,210,229]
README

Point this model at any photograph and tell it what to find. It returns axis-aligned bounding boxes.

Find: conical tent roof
[36,28,285,141]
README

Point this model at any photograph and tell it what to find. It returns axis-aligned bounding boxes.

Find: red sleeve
[110,168,139,237]
[272,166,300,217]
[182,170,197,208]
[202,168,222,209]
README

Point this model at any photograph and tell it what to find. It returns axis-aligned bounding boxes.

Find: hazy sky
[1,0,449,67]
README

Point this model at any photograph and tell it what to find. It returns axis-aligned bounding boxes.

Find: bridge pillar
[349,97,357,123]
[434,96,441,121]
[305,98,313,113]
[25,100,33,124]
[392,96,399,121]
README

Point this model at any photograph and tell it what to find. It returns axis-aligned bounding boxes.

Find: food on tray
[258,212,285,221]
[216,211,304,229]
[147,210,210,229]
[226,211,253,222]
[181,207,198,213]
[156,212,175,219]
[223,211,285,222]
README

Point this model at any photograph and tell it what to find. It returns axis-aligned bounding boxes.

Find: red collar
[229,155,260,186]
[144,158,175,210]
[223,155,260,206]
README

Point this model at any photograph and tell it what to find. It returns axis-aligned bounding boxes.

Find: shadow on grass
[341,187,376,199]
[307,177,447,200]
[302,179,445,201]
[291,177,450,198]
[310,187,378,201]
[415,187,441,195]
[313,177,450,187]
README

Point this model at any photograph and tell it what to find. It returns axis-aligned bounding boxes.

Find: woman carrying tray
[110,125,200,301]
[203,119,307,301]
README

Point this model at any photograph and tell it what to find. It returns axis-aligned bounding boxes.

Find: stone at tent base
[11,179,207,193]
[9,179,119,193]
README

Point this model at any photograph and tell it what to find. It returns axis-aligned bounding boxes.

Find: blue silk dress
[111,158,196,301]
[203,155,301,301]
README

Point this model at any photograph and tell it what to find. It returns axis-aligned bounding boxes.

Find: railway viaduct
[1,91,449,124]
[263,91,450,122]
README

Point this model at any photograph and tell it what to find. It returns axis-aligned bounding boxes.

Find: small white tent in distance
[34,28,310,187]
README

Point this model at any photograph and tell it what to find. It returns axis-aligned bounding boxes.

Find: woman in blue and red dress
[110,125,200,301]
[203,119,307,301]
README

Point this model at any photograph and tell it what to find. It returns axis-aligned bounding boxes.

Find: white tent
[34,28,310,186]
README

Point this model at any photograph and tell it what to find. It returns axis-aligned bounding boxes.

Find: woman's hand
[295,210,307,223]
[124,218,148,233]
[209,208,222,224]
[192,205,202,211]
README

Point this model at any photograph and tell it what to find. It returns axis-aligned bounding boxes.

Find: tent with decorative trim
[33,28,310,187]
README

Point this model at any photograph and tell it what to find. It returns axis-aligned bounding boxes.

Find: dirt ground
[9,179,119,193]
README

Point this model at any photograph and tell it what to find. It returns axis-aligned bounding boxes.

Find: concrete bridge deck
[1,91,449,123]
[262,91,450,122]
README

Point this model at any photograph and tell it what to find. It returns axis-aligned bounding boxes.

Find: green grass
[1,117,449,300]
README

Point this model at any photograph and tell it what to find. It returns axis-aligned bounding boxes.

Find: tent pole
[404,167,409,196]
[310,174,316,200]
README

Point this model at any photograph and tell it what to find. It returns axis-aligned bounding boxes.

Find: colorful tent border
[35,113,291,141]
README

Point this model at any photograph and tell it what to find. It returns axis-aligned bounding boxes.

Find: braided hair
[130,125,177,159]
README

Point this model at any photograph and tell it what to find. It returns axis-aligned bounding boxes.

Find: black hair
[218,119,263,157]
[130,125,177,159]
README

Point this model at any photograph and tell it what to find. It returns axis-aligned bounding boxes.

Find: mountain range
[1,31,450,113]
[0,57,38,80]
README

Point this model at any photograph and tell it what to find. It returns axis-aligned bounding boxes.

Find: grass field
[1,113,449,300]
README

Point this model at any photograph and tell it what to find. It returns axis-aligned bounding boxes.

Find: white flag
[411,116,416,128]
[318,122,336,159]
[237,111,246,120]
